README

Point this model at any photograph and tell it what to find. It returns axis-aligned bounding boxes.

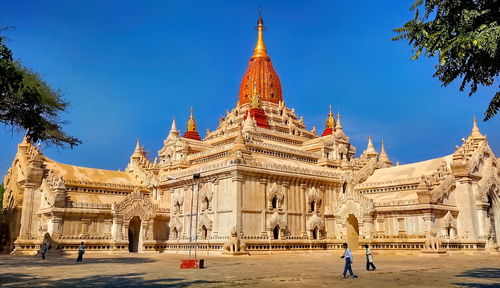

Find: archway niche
[273,226,280,240]
[272,196,278,209]
[342,182,347,194]
[346,214,359,251]
[201,225,208,240]
[128,216,142,253]
[310,200,316,212]
[313,227,319,240]
[486,186,500,246]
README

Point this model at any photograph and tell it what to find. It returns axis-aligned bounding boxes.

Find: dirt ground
[0,251,499,287]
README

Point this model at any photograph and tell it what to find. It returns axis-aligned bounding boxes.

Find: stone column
[376,217,385,236]
[103,219,112,238]
[398,217,407,235]
[476,202,490,237]
[232,174,244,234]
[260,178,268,236]
[47,215,63,239]
[300,184,307,237]
[212,181,219,237]
[454,178,478,239]
[363,217,374,239]
[112,218,123,241]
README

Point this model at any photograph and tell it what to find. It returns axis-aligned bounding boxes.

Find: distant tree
[393,0,500,120]
[0,28,81,147]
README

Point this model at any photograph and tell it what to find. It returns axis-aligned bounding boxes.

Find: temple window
[310,200,316,212]
[342,182,347,194]
[174,201,181,213]
[203,196,209,210]
[172,227,178,240]
[201,225,208,240]
[272,196,278,209]
[313,227,319,240]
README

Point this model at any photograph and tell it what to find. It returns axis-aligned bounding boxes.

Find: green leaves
[393,0,500,120]
[0,33,81,148]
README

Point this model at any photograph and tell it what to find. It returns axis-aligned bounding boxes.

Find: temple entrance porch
[346,214,359,251]
[128,216,142,253]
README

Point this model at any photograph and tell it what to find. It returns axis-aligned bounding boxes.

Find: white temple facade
[2,16,499,255]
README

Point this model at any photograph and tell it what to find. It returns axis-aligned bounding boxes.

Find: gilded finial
[325,105,335,129]
[252,9,268,59]
[187,107,197,132]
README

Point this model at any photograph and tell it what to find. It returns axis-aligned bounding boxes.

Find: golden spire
[252,9,269,59]
[184,107,202,141]
[186,107,197,132]
[251,84,262,108]
[325,105,335,129]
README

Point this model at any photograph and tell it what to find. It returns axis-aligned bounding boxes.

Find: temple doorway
[128,216,141,252]
[346,214,359,251]
[487,187,500,246]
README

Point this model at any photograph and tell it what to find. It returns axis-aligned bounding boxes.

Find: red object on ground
[180,259,204,269]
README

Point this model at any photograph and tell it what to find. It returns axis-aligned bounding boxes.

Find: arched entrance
[313,227,319,240]
[273,226,280,239]
[346,214,359,251]
[487,186,500,246]
[128,216,141,252]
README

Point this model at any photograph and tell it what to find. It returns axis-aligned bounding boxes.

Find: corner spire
[379,140,392,166]
[363,136,378,157]
[252,10,268,59]
[168,118,180,139]
[335,111,342,131]
[132,138,142,159]
[471,116,484,139]
[183,107,201,141]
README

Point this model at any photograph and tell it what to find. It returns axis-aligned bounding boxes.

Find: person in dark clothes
[76,242,85,262]
[364,244,376,271]
[340,243,358,278]
[40,243,48,260]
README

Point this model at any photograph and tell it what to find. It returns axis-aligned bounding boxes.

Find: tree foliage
[0,30,81,147]
[393,0,500,120]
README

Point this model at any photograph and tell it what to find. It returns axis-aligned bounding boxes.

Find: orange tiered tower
[238,14,283,105]
[183,108,201,141]
[321,105,336,136]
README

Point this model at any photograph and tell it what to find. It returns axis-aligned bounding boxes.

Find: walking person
[40,242,48,260]
[364,244,376,271]
[76,242,85,262]
[340,243,358,278]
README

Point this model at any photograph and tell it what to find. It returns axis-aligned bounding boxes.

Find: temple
[2,15,499,255]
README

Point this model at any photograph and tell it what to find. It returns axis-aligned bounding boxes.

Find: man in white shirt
[340,243,358,278]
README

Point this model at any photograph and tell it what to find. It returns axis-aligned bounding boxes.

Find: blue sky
[1,0,499,178]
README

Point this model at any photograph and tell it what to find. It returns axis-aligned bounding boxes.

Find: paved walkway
[1,252,499,287]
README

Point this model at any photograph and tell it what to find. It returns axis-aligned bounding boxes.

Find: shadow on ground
[0,272,221,288]
[0,256,157,268]
[453,268,500,288]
